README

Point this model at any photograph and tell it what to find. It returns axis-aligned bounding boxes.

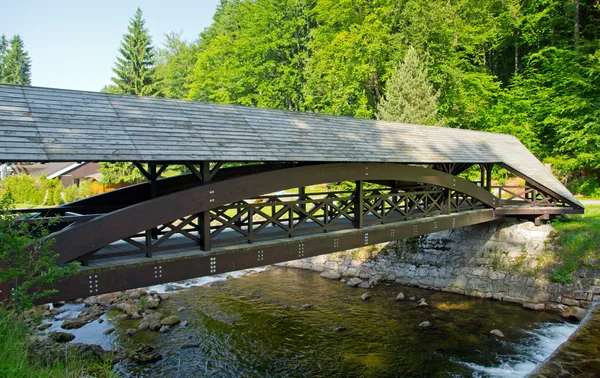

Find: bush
[566,175,600,198]
[0,174,97,207]
[0,195,79,312]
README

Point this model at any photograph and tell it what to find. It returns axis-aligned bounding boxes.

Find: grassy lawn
[548,204,600,283]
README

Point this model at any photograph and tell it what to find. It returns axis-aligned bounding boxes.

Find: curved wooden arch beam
[51,163,498,264]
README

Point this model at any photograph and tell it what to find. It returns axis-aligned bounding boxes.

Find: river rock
[333,326,347,332]
[320,271,342,280]
[161,315,181,326]
[181,343,201,349]
[79,305,105,322]
[181,320,189,327]
[419,321,431,328]
[103,328,115,335]
[131,311,141,320]
[347,278,363,287]
[129,291,140,300]
[409,297,416,301]
[138,289,148,297]
[97,292,120,306]
[61,318,87,330]
[48,332,75,343]
[149,321,161,331]
[83,296,98,306]
[159,325,170,333]
[128,345,162,364]
[28,340,107,366]
[490,329,505,338]
[98,318,104,324]
[160,293,171,301]
[37,323,52,331]
[126,328,138,336]
[177,307,186,312]
[417,300,428,307]
[146,298,160,309]
[396,292,405,301]
[138,321,150,331]
[358,282,370,289]
[301,303,313,309]
[360,292,371,301]
[52,301,66,308]
[523,302,545,311]
[561,306,587,321]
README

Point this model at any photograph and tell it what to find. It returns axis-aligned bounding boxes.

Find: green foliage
[548,205,600,283]
[111,8,157,96]
[1,34,31,85]
[131,0,599,187]
[98,162,146,186]
[0,195,79,312]
[0,174,95,206]
[377,46,440,125]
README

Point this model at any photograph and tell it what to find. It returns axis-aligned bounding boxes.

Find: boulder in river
[396,292,405,301]
[320,271,342,280]
[561,306,587,321]
[360,292,371,301]
[347,277,363,287]
[47,332,75,343]
[61,318,87,330]
[418,300,428,307]
[146,298,161,309]
[159,325,170,333]
[103,328,115,335]
[358,282,370,289]
[96,292,120,306]
[127,345,162,365]
[490,329,505,338]
[419,321,431,328]
[126,328,138,336]
[138,321,150,331]
[37,323,52,331]
[161,315,182,326]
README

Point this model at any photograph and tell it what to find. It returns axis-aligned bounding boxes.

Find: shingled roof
[0,84,581,207]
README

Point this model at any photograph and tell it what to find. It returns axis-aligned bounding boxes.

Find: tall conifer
[2,35,31,86]
[111,8,157,96]
[376,46,439,125]
[0,35,8,81]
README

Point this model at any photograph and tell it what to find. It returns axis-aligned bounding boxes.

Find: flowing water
[97,267,577,378]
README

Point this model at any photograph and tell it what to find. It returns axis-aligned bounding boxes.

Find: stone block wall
[280,219,599,316]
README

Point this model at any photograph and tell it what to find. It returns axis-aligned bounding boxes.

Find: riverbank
[530,302,600,377]
[280,216,599,321]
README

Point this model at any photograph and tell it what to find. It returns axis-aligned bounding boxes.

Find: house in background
[0,162,120,194]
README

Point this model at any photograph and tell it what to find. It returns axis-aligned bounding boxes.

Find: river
[60,267,571,378]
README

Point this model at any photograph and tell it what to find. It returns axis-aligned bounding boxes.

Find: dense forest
[94,2,599,196]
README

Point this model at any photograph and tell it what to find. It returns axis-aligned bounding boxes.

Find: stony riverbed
[26,267,582,377]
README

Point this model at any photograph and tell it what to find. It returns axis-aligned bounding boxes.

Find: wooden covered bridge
[0,84,584,302]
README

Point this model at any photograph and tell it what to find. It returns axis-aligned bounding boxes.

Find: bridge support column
[198,161,211,251]
[354,180,363,229]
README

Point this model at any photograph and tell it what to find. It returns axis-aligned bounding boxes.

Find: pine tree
[2,35,31,86]
[0,35,8,81]
[111,8,157,96]
[376,46,439,125]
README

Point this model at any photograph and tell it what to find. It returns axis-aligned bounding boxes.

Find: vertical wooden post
[198,161,211,251]
[145,163,158,257]
[354,180,363,229]
[442,188,451,215]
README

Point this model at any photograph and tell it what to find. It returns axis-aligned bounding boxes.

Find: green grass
[547,205,600,283]
[0,309,116,378]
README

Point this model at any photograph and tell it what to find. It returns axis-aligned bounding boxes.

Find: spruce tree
[2,35,31,86]
[0,35,8,81]
[111,8,157,96]
[377,46,439,125]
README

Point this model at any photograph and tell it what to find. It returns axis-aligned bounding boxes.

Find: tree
[111,8,157,96]
[2,35,31,86]
[0,195,79,312]
[376,46,440,125]
[155,32,198,99]
[0,34,8,81]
